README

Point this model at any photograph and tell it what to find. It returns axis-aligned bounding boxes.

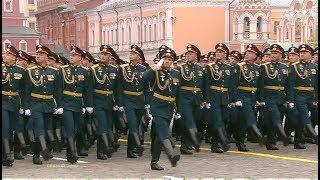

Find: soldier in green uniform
[233,44,266,151]
[142,47,181,170]
[24,45,62,164]
[205,43,233,153]
[90,45,120,160]
[258,44,291,150]
[177,44,204,154]
[289,44,318,148]
[117,45,148,158]
[60,45,93,163]
[2,45,26,166]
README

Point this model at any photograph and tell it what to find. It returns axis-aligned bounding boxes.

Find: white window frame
[3,39,11,51]
[19,40,27,51]
[4,0,13,12]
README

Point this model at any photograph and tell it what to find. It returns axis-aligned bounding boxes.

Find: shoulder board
[109,64,117,68]
[207,62,216,66]
[262,62,271,66]
[120,64,129,68]
[60,65,69,69]
[137,63,146,68]
[2,64,6,67]
[237,62,246,66]
[253,63,260,66]
[27,66,38,71]
[48,66,58,71]
[292,61,300,65]
[91,64,99,69]
[15,65,25,70]
[81,66,89,70]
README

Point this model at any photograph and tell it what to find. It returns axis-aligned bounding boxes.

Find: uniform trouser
[264,103,286,144]
[196,108,207,136]
[179,103,200,147]
[30,111,53,138]
[2,108,19,139]
[124,108,145,151]
[284,107,298,136]
[95,109,113,134]
[257,107,268,136]
[207,104,228,144]
[62,110,83,138]
[295,102,316,143]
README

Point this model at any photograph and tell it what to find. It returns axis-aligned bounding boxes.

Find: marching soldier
[60,45,93,163]
[261,48,272,63]
[24,45,62,164]
[91,45,120,160]
[2,45,26,166]
[142,47,181,170]
[289,44,318,148]
[258,44,290,150]
[205,43,233,153]
[177,44,204,154]
[117,45,148,158]
[233,44,266,151]
[207,52,215,62]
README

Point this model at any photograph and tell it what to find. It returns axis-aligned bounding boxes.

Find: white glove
[53,109,59,114]
[118,106,124,112]
[235,101,243,107]
[86,107,93,114]
[200,102,206,109]
[113,106,119,111]
[25,109,31,116]
[313,102,318,106]
[174,113,181,119]
[57,108,63,114]
[227,103,234,108]
[260,102,266,106]
[205,102,211,109]
[255,101,261,106]
[82,108,86,114]
[156,59,164,70]
[19,109,24,115]
[288,103,294,109]
[145,104,150,110]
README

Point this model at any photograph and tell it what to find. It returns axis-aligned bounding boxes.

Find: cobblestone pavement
[2,138,318,179]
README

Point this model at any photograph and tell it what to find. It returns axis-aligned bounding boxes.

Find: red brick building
[2,0,41,55]
[35,0,104,55]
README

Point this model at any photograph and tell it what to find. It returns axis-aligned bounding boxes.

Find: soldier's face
[299,51,312,62]
[36,52,47,65]
[229,57,238,65]
[262,54,270,62]
[129,52,140,65]
[244,51,256,63]
[16,58,28,68]
[288,54,299,63]
[101,53,112,64]
[109,58,116,65]
[186,51,197,64]
[162,56,173,70]
[215,50,226,61]
[4,52,16,65]
[271,51,281,62]
[70,53,82,65]
[313,54,318,63]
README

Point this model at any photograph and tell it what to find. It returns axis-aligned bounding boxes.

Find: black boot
[132,132,144,157]
[46,130,56,159]
[237,143,249,152]
[13,134,24,160]
[77,133,88,157]
[101,133,114,158]
[305,124,318,145]
[266,143,279,150]
[3,138,14,166]
[211,139,224,154]
[38,135,50,161]
[275,124,290,146]
[127,132,138,158]
[108,131,119,152]
[67,137,78,163]
[150,140,164,171]
[32,140,42,165]
[16,132,27,156]
[54,128,63,152]
[97,136,108,160]
[217,128,230,152]
[162,139,180,167]
[180,135,193,155]
[251,124,266,146]
[188,128,200,152]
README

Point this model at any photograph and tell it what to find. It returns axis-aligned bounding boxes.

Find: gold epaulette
[237,62,246,66]
[109,64,117,68]
[207,62,216,66]
[81,66,89,70]
[254,63,261,66]
[137,63,146,68]
[91,64,99,69]
[27,66,38,71]
[120,63,129,68]
[15,64,25,70]
[291,61,300,65]
[48,66,58,71]
[262,62,271,66]
[2,64,5,67]
[60,65,70,69]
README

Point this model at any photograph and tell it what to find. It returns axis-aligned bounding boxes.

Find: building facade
[23,0,37,30]
[2,0,40,55]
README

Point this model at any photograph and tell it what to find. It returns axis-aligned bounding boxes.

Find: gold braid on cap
[61,66,75,84]
[239,63,254,82]
[293,63,308,79]
[28,68,44,86]
[155,70,170,90]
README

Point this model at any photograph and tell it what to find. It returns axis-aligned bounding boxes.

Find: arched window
[295,18,302,42]
[3,39,11,51]
[162,21,166,39]
[244,17,250,33]
[92,30,95,46]
[257,17,262,32]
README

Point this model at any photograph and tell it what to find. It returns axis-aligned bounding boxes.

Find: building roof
[2,26,41,36]
[230,0,293,7]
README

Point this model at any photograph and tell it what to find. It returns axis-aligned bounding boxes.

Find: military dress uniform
[24,45,62,164]
[177,44,204,154]
[205,43,234,153]
[233,44,266,151]
[258,44,291,150]
[117,45,148,158]
[60,46,93,163]
[289,44,318,148]
[91,45,120,160]
[2,45,26,166]
[142,47,181,170]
